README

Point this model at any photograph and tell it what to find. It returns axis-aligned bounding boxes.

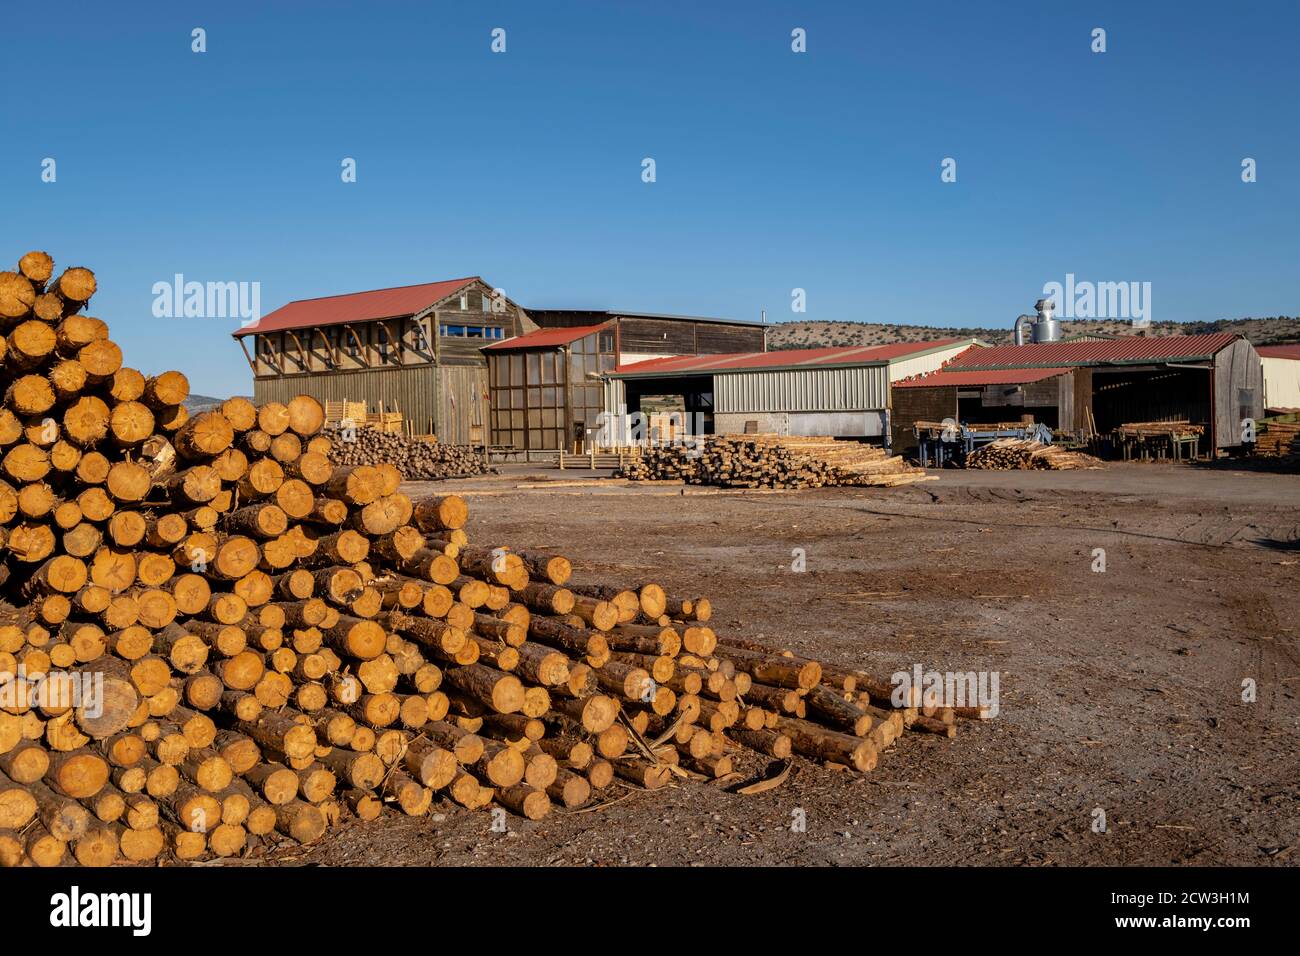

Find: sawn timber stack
[0,250,967,868]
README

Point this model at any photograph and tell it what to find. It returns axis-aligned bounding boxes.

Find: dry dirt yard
[277,463,1300,867]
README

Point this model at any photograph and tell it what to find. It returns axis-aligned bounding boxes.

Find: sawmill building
[603,339,983,443]
[482,311,766,452]
[891,333,1264,455]
[234,277,532,445]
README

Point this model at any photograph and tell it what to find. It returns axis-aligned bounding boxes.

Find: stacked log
[617,435,931,489]
[964,439,1103,471]
[324,426,487,480]
[0,251,966,867]
[1251,420,1300,470]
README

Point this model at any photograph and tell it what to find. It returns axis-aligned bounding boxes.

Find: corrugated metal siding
[714,366,888,413]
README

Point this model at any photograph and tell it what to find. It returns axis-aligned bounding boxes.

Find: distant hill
[185,394,248,412]
[767,316,1300,350]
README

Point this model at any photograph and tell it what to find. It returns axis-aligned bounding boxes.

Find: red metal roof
[613,339,972,376]
[482,323,611,351]
[895,367,1071,388]
[945,333,1240,369]
[1258,344,1300,360]
[233,277,480,337]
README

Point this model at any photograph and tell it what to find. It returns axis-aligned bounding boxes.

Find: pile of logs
[617,435,932,489]
[0,251,965,867]
[964,439,1103,471]
[1252,420,1300,469]
[325,426,487,481]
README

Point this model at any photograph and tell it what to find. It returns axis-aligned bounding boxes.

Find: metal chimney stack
[1013,298,1062,345]
[1032,298,1060,343]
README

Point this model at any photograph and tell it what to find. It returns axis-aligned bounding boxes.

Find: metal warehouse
[605,339,982,441]
[892,333,1264,455]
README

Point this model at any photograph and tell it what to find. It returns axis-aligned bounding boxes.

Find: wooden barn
[484,312,767,452]
[233,278,532,444]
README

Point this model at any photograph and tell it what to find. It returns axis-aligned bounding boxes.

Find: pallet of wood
[0,250,968,867]
[965,439,1103,471]
[617,435,932,489]
[324,401,367,427]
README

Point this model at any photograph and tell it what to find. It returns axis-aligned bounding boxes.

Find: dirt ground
[276,462,1300,867]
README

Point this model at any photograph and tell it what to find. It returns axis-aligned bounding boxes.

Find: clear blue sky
[4,0,1297,396]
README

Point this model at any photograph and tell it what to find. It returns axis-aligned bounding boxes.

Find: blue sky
[4,0,1297,396]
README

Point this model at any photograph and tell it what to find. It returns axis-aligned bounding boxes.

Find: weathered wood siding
[615,317,764,355]
[253,365,440,434]
[890,386,957,453]
[1214,338,1264,448]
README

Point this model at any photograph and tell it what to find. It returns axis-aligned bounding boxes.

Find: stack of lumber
[325,426,487,480]
[964,439,1103,471]
[0,251,964,867]
[1253,421,1300,465]
[1112,421,1205,439]
[323,401,367,428]
[617,435,932,489]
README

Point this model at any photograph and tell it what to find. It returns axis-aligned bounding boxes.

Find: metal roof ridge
[281,276,480,306]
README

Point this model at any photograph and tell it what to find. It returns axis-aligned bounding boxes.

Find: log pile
[1252,421,1300,468]
[325,426,488,480]
[0,251,966,868]
[617,435,932,489]
[964,439,1103,471]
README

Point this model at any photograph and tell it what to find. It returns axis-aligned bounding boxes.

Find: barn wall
[252,366,440,435]
[1214,339,1265,447]
[614,317,764,356]
[890,386,957,453]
